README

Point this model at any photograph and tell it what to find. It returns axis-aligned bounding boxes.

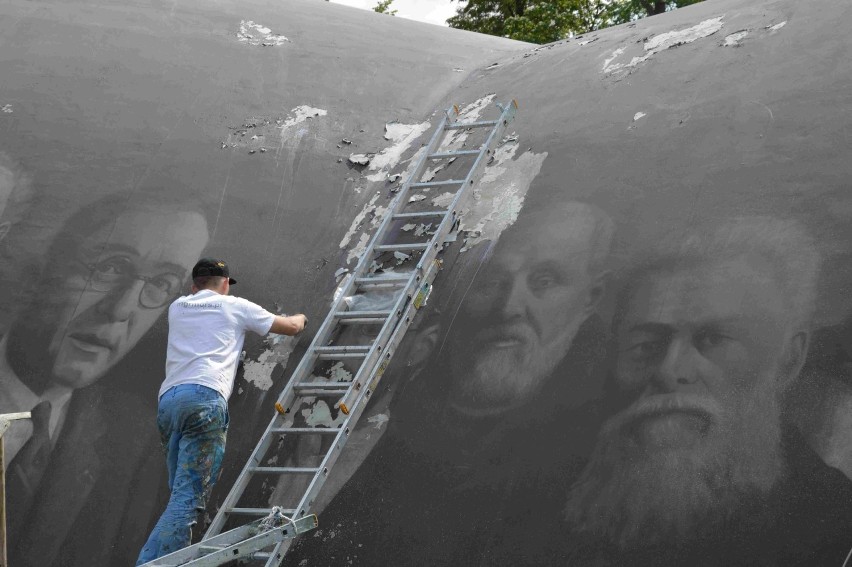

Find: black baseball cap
[192,257,237,284]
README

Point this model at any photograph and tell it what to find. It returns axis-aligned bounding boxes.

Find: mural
[2,0,852,566]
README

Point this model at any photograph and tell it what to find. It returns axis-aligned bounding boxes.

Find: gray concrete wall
[2,0,852,565]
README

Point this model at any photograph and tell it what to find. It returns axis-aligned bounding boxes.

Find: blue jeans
[136,384,229,565]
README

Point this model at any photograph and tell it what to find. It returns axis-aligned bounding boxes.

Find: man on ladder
[136,258,308,565]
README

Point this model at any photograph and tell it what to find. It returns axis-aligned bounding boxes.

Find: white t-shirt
[158,289,276,401]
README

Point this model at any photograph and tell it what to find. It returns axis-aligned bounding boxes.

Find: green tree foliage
[447,0,706,44]
[374,0,398,15]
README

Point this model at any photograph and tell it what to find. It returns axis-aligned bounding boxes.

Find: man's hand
[270,314,308,336]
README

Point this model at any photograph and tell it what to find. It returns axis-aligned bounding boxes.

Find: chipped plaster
[602,17,725,75]
[238,20,290,46]
[242,334,299,391]
[459,139,547,251]
[365,122,431,182]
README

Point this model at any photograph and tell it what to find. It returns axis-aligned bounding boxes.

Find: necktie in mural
[6,400,52,530]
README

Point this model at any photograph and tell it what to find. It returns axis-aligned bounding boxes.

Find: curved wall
[2,0,851,565]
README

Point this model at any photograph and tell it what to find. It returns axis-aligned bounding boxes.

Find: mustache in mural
[452,323,567,409]
[564,385,784,551]
[599,392,725,438]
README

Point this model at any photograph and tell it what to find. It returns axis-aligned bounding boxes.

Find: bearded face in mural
[564,217,824,555]
[443,201,613,416]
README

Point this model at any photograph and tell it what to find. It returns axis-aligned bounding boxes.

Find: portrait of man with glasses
[1,190,212,567]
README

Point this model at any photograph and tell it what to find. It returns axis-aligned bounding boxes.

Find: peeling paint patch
[401,223,416,232]
[408,194,427,203]
[279,106,327,133]
[723,30,749,46]
[238,20,290,46]
[301,399,346,428]
[364,122,430,182]
[340,192,381,248]
[326,362,353,382]
[1,105,12,114]
[367,413,389,429]
[602,47,625,72]
[767,21,786,32]
[349,154,372,166]
[346,233,371,265]
[431,192,456,208]
[460,140,547,251]
[225,106,326,153]
[603,17,724,75]
[242,335,298,391]
[633,112,647,121]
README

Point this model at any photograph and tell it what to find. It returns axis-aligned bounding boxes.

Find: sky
[330,0,458,27]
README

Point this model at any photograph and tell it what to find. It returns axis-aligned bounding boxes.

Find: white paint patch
[724,30,749,46]
[603,17,724,74]
[328,362,353,382]
[365,122,430,182]
[633,111,647,121]
[346,233,371,265]
[242,335,298,391]
[279,106,327,132]
[349,154,372,166]
[408,194,427,203]
[1,105,12,114]
[301,399,346,428]
[431,192,456,208]
[401,223,416,232]
[767,21,786,32]
[340,192,380,248]
[238,20,290,46]
[367,413,389,429]
[601,47,625,72]
[460,141,548,251]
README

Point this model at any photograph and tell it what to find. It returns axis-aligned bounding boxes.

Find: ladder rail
[191,99,517,566]
[259,101,519,566]
[261,259,442,566]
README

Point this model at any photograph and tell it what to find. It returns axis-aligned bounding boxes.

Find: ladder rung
[428,149,480,159]
[227,507,297,516]
[393,211,447,219]
[249,466,320,474]
[334,310,393,319]
[294,381,351,390]
[411,180,465,189]
[374,243,430,252]
[338,318,388,325]
[354,275,412,286]
[445,119,499,130]
[317,353,369,360]
[313,346,371,358]
[271,427,342,434]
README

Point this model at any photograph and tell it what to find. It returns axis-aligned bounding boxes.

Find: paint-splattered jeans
[136,384,229,565]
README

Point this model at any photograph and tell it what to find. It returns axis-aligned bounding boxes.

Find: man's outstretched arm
[270,314,308,336]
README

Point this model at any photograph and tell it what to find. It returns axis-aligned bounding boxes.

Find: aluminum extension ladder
[140,98,518,567]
